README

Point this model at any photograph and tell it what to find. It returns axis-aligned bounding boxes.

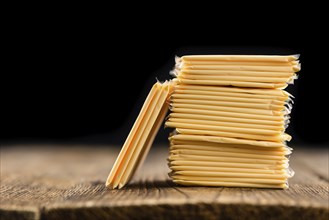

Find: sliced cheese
[106,81,174,189]
[169,160,288,170]
[172,180,287,189]
[174,128,290,142]
[169,144,291,156]
[181,65,299,72]
[177,78,287,89]
[178,73,293,84]
[168,154,288,165]
[175,84,292,97]
[170,149,285,160]
[171,175,287,184]
[174,89,289,101]
[172,93,287,105]
[166,118,283,132]
[170,166,286,174]
[172,171,289,179]
[180,63,300,72]
[180,55,299,62]
[172,98,285,110]
[169,134,286,147]
[180,61,299,66]
[171,105,286,118]
[169,113,285,126]
[107,54,298,190]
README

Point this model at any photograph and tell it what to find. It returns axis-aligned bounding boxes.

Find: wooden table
[0,145,328,220]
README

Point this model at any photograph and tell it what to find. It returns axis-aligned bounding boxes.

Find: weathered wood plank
[0,206,38,220]
[0,145,328,220]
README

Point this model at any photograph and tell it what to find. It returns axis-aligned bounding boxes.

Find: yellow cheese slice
[172,171,289,179]
[174,128,290,142]
[177,78,287,89]
[166,122,282,137]
[169,141,292,155]
[175,84,292,97]
[169,160,288,170]
[180,61,299,66]
[169,143,291,156]
[172,93,287,105]
[171,105,286,118]
[171,175,287,184]
[176,69,295,78]
[172,179,287,189]
[111,89,165,188]
[180,55,299,62]
[170,166,286,174]
[172,98,285,110]
[166,118,283,132]
[168,154,288,165]
[106,81,174,189]
[174,89,289,101]
[170,149,285,160]
[169,134,286,147]
[181,65,299,72]
[169,113,285,126]
[119,93,171,188]
[178,73,293,84]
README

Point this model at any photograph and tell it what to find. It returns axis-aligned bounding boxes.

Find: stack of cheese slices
[166,55,300,189]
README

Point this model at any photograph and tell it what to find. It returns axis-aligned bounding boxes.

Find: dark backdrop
[2,12,328,147]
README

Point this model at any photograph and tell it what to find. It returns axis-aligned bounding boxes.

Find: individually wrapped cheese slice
[172,98,285,111]
[170,149,286,160]
[179,61,299,66]
[177,74,294,84]
[169,134,286,148]
[168,154,288,165]
[175,84,293,97]
[172,180,287,189]
[174,128,290,142]
[169,143,291,156]
[166,120,283,134]
[181,65,300,72]
[172,93,287,105]
[180,55,299,62]
[106,80,174,189]
[170,105,286,118]
[177,78,288,89]
[169,160,288,170]
[169,113,285,126]
[172,171,290,179]
[170,166,287,174]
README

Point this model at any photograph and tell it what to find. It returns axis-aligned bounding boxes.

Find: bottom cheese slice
[173,180,287,189]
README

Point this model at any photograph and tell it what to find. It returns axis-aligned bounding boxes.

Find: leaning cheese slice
[106,81,174,189]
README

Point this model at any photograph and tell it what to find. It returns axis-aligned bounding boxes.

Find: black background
[2,8,328,147]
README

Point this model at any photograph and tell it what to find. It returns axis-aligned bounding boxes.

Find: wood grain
[0,145,328,220]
